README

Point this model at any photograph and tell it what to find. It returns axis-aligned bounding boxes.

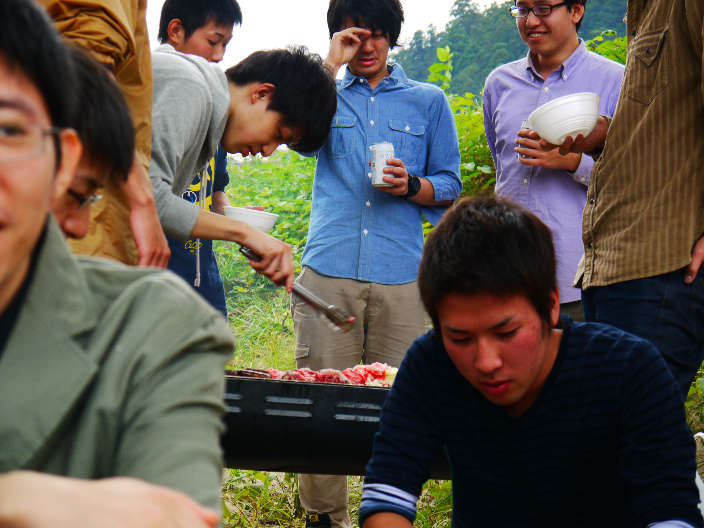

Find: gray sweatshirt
[150,44,230,240]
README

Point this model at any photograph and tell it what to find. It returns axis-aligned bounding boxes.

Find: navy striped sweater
[360,317,702,527]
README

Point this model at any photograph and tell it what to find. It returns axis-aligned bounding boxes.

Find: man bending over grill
[359,196,702,527]
[0,1,234,526]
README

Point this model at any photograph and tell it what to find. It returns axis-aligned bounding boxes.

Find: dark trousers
[582,267,704,401]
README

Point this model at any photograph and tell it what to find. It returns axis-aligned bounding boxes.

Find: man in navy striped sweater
[359,196,702,527]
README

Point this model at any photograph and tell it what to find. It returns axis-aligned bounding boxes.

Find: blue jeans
[582,268,704,401]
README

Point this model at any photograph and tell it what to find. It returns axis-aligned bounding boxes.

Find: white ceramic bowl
[527,92,600,145]
[224,206,279,232]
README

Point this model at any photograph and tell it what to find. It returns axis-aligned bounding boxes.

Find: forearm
[189,208,248,242]
[0,472,28,527]
[363,512,413,528]
[409,178,454,206]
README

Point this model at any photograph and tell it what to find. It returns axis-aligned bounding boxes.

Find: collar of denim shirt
[340,62,409,91]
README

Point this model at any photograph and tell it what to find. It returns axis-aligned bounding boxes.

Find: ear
[571,3,585,27]
[250,83,276,104]
[549,287,561,327]
[167,18,186,47]
[52,128,82,205]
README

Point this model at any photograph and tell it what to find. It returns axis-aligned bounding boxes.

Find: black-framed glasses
[0,120,62,164]
[510,2,568,18]
[67,189,102,209]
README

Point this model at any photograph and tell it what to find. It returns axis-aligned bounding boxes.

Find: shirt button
[589,198,595,205]
[365,201,371,207]
[368,172,372,178]
[363,229,369,235]
[370,120,375,126]
[587,242,593,249]
[405,125,410,131]
[543,86,549,92]
[523,178,528,184]
[370,97,375,102]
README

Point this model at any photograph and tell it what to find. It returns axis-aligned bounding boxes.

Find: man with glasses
[535,0,704,404]
[483,0,623,321]
[0,1,235,525]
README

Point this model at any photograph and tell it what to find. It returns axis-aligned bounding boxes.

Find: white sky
[146,0,496,68]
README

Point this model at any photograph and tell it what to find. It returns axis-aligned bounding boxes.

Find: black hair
[566,0,587,31]
[158,0,242,43]
[225,46,337,154]
[67,46,134,183]
[515,0,586,32]
[418,196,557,332]
[327,0,404,48]
[0,0,75,129]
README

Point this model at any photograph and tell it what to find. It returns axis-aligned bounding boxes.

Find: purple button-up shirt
[483,41,624,303]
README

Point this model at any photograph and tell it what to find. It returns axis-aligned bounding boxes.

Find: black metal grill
[221,375,450,478]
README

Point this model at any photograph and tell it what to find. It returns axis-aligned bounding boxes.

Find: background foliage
[215,3,704,524]
[393,0,627,95]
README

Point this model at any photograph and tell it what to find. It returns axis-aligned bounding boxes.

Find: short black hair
[158,0,242,43]
[225,46,337,154]
[418,196,557,332]
[327,0,404,48]
[515,0,587,32]
[566,0,587,31]
[67,46,134,183]
[0,0,75,129]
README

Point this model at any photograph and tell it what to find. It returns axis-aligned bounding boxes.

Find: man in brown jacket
[539,0,704,400]
[40,0,170,268]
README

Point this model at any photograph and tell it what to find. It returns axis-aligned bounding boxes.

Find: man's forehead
[0,59,48,124]
[0,98,40,121]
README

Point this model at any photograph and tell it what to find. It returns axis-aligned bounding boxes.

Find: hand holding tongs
[239,246,355,332]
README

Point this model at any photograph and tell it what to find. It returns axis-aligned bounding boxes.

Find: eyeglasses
[510,2,568,18]
[0,120,62,164]
[67,189,102,209]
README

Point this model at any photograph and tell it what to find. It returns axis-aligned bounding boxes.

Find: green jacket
[0,218,234,509]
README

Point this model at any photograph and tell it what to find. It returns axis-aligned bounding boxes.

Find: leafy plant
[585,29,627,65]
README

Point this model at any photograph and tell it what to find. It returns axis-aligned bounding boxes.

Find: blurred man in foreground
[0,2,233,526]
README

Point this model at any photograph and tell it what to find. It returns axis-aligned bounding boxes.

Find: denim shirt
[301,64,461,285]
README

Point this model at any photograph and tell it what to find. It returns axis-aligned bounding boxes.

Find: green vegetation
[393,0,627,95]
[215,20,704,526]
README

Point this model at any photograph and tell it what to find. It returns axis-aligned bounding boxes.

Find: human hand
[685,235,704,284]
[531,115,610,156]
[123,158,170,268]
[515,129,582,171]
[130,200,170,268]
[239,228,294,292]
[324,27,371,75]
[377,158,410,196]
[0,471,219,528]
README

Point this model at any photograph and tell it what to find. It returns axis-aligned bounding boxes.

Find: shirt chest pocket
[330,115,357,158]
[388,120,426,167]
[626,27,669,105]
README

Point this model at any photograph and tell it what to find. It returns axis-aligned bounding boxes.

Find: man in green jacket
[0,1,233,526]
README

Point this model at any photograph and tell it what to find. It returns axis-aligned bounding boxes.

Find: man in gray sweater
[150,45,337,291]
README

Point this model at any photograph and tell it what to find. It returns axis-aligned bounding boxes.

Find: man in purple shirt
[483,0,623,319]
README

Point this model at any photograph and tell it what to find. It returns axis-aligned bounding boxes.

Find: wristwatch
[404,174,421,199]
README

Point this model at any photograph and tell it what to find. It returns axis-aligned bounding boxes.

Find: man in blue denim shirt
[294,1,461,527]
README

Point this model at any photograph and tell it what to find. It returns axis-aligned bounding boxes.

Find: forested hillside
[394,0,626,95]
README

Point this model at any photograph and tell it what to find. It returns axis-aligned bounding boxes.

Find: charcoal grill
[221,375,450,479]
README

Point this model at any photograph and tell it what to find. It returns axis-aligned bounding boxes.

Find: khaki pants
[292,267,428,528]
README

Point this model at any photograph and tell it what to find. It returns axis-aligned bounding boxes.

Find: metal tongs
[239,246,355,332]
